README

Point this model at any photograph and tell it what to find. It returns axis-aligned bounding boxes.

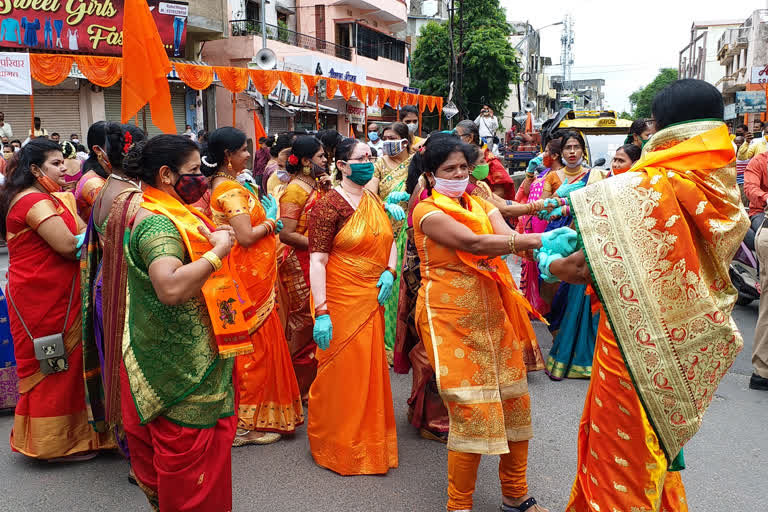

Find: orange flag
[253,110,267,140]
[121,0,176,133]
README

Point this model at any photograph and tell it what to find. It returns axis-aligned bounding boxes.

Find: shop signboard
[735,91,766,114]
[750,65,768,84]
[347,101,366,124]
[402,86,420,95]
[724,103,737,121]
[0,1,188,57]
[284,55,367,85]
[0,52,31,95]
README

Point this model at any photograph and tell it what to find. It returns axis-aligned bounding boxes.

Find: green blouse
[124,214,234,428]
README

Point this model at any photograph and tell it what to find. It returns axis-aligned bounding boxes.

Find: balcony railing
[230,20,352,61]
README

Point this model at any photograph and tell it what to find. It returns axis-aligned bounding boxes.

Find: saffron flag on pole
[121,0,176,133]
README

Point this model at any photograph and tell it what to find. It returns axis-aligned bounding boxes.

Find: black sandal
[500,496,544,512]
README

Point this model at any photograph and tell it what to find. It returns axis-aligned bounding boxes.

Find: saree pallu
[7,192,113,459]
[0,289,19,410]
[545,283,599,379]
[565,312,689,512]
[413,193,538,455]
[518,173,550,316]
[375,156,411,354]
[74,170,106,222]
[210,180,303,433]
[307,191,398,475]
[278,184,321,398]
[569,122,748,501]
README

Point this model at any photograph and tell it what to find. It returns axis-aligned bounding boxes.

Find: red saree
[7,192,113,459]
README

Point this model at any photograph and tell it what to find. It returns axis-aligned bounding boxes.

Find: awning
[286,101,339,114]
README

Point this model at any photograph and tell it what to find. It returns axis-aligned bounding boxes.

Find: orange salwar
[210,180,303,433]
[566,312,688,512]
[448,441,530,511]
[307,191,398,475]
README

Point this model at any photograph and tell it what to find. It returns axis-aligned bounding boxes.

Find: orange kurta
[210,179,303,433]
[307,191,398,475]
[413,192,538,455]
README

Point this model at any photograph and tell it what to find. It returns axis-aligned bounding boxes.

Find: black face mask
[311,161,327,178]
[173,174,208,204]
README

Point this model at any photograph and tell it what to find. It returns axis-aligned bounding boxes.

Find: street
[0,243,765,511]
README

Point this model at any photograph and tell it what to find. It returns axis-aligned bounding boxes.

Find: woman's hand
[549,250,591,285]
[386,191,410,204]
[198,224,234,258]
[376,270,395,305]
[541,227,578,257]
[260,194,278,221]
[318,174,333,191]
[313,315,333,350]
[384,203,406,221]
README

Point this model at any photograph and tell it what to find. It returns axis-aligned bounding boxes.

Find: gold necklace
[212,172,238,182]
[293,175,317,190]
[563,165,583,177]
[338,187,380,236]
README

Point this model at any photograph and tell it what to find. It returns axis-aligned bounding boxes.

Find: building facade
[716,9,768,129]
[204,0,410,141]
[679,19,742,85]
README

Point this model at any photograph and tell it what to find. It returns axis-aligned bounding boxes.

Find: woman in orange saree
[306,139,398,476]
[205,127,303,446]
[412,136,551,512]
[551,80,748,511]
[278,136,330,399]
[1,139,113,460]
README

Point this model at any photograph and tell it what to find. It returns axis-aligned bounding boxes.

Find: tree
[411,0,519,124]
[618,111,633,121]
[629,68,678,118]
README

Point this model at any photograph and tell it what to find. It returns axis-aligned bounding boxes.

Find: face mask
[471,163,490,180]
[72,139,79,144]
[561,156,584,169]
[383,139,407,157]
[433,176,469,198]
[173,174,208,204]
[640,138,650,149]
[368,132,379,142]
[36,172,62,193]
[542,155,553,168]
[406,122,418,134]
[346,162,375,186]
[311,161,326,178]
[276,170,291,183]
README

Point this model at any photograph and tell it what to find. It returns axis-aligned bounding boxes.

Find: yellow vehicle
[542,109,633,168]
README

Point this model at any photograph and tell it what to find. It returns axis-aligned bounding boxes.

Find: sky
[500,0,768,112]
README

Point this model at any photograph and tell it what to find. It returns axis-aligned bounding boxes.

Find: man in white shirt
[0,112,12,139]
[366,122,383,155]
[182,125,198,142]
[474,104,499,147]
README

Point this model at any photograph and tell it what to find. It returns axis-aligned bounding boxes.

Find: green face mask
[347,162,375,185]
[472,163,490,180]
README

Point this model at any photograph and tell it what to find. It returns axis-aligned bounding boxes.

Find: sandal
[232,430,281,447]
[500,496,549,512]
[419,428,448,444]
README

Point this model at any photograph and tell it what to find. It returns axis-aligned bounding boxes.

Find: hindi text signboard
[0,52,32,95]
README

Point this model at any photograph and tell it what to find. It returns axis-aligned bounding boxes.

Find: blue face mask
[347,162,375,185]
[368,132,379,142]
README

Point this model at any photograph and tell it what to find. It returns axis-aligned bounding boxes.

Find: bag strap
[7,272,77,341]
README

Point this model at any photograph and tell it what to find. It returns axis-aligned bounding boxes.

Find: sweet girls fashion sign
[0,0,188,57]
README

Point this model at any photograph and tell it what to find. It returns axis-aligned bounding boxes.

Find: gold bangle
[508,233,516,254]
[201,251,223,272]
[386,267,397,278]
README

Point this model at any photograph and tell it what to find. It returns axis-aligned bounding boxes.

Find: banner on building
[347,101,366,124]
[403,86,420,95]
[750,65,768,84]
[724,103,737,121]
[0,1,188,57]
[736,91,766,114]
[0,52,32,95]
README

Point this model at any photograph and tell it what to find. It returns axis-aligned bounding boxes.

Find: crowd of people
[0,78,752,512]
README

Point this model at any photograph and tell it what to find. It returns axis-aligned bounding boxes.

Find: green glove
[75,233,86,258]
[260,194,278,221]
[526,155,543,174]
[376,270,395,305]
[313,314,332,350]
[536,250,562,283]
[386,191,410,204]
[384,203,406,221]
[274,219,284,234]
[541,227,579,257]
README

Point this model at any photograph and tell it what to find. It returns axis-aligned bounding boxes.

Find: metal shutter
[104,82,187,136]
[0,89,80,140]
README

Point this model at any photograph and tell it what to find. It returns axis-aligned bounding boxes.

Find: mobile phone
[754,131,763,139]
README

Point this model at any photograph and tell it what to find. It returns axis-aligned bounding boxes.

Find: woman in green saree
[366,122,413,360]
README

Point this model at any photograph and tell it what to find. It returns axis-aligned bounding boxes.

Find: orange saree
[567,121,748,510]
[307,190,398,475]
[413,192,541,455]
[210,179,303,433]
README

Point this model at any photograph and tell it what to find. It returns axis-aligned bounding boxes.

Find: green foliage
[411,0,519,121]
[629,68,678,118]
[618,111,634,120]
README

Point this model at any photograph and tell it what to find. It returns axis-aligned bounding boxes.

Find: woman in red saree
[204,127,303,446]
[278,135,331,399]
[0,138,113,460]
[307,138,398,475]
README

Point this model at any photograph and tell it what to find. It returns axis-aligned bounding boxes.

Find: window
[246,1,260,21]
[353,24,406,63]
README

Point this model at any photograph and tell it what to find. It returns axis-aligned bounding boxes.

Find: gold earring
[302,164,311,176]
[227,160,233,174]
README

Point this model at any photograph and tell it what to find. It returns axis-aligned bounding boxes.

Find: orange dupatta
[570,121,749,465]
[141,185,254,358]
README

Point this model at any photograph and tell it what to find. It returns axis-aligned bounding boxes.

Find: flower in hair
[123,131,133,155]
[288,154,299,166]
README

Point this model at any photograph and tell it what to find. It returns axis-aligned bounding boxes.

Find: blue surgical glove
[260,194,278,221]
[543,198,561,209]
[376,269,395,305]
[526,155,543,174]
[313,314,332,350]
[555,178,586,199]
[541,227,579,257]
[545,206,563,220]
[536,250,562,283]
[274,219,284,234]
[386,191,410,204]
[384,203,406,221]
[75,233,86,258]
